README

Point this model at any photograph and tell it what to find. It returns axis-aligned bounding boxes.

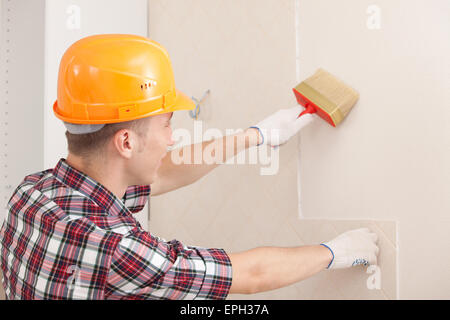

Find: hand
[250,105,314,147]
[320,228,379,269]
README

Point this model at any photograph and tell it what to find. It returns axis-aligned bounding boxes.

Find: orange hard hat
[53,34,195,125]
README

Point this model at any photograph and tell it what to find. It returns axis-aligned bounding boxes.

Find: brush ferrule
[294,81,344,126]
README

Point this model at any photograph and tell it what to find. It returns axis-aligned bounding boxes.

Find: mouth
[158,155,165,166]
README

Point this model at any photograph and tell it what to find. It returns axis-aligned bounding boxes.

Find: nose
[167,134,182,152]
[167,133,175,147]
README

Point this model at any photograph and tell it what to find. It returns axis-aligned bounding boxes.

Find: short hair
[65,117,150,161]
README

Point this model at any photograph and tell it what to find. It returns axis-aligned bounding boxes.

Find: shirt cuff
[191,247,232,300]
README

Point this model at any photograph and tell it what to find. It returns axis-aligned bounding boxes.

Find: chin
[145,169,159,185]
[133,172,156,186]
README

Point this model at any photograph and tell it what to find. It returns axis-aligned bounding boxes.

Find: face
[127,112,174,185]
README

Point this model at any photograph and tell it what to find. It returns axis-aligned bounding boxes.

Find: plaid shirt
[0,158,232,300]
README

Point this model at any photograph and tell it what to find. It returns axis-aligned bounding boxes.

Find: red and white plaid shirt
[0,158,232,300]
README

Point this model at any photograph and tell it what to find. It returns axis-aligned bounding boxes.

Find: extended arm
[228,228,379,295]
[150,105,314,196]
[228,245,332,294]
[150,127,260,196]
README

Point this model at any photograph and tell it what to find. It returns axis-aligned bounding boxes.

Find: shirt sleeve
[106,229,232,300]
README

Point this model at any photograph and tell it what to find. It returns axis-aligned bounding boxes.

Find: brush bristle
[303,68,359,117]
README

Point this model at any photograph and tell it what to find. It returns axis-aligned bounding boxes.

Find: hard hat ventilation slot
[140,80,157,90]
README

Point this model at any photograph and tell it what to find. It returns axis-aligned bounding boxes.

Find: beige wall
[147,0,400,299]
[297,0,450,299]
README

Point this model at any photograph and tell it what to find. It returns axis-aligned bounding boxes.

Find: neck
[65,153,128,200]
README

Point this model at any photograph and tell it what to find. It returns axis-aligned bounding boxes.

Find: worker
[0,34,379,300]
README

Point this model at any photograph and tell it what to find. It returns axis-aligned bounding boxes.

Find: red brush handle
[298,103,317,118]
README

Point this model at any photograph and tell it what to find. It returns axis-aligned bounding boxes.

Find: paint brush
[293,68,359,127]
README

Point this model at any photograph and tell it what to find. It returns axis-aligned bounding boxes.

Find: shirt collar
[52,158,150,216]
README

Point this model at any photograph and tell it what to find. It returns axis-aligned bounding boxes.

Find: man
[0,34,378,299]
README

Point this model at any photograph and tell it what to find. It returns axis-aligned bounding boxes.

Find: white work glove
[320,228,379,269]
[249,105,314,147]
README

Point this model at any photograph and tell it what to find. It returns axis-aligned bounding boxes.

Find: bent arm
[228,245,332,294]
[151,127,260,196]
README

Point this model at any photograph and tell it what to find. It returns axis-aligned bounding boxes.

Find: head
[65,112,174,185]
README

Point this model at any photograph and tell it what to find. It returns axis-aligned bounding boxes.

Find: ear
[112,129,134,159]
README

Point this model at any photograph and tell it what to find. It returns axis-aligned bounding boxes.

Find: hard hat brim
[53,89,196,125]
[164,89,196,114]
